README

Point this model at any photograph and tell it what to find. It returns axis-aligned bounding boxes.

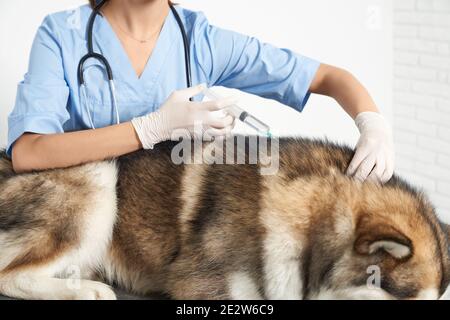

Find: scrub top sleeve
[6,15,70,157]
[192,15,320,112]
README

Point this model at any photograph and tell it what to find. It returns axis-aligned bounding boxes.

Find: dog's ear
[354,218,413,260]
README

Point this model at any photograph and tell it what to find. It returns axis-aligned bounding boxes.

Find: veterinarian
[7,0,394,183]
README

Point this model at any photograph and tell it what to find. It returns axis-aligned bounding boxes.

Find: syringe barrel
[243,114,271,134]
[202,87,271,135]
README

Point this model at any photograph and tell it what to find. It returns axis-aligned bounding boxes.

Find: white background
[393,0,450,223]
[0,0,393,147]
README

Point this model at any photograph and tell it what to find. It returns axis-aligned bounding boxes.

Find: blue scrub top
[6,4,320,157]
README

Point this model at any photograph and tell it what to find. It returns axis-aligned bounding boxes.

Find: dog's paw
[73,281,117,300]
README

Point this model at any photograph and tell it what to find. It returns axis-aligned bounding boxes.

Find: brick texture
[394,0,450,222]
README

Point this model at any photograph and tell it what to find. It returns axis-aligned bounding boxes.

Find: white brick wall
[394,0,450,222]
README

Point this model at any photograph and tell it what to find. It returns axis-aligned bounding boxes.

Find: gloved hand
[132,84,236,149]
[347,112,395,183]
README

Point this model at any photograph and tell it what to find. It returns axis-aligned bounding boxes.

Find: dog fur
[0,137,449,300]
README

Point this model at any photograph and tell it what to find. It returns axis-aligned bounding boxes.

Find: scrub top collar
[91,6,179,95]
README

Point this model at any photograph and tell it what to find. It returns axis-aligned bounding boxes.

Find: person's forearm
[310,64,379,119]
[12,122,142,173]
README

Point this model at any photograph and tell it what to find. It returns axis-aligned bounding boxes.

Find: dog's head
[313,176,450,300]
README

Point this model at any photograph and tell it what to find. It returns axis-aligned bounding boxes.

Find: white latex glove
[132,84,236,149]
[347,112,395,183]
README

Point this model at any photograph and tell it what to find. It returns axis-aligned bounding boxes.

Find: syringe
[203,88,272,138]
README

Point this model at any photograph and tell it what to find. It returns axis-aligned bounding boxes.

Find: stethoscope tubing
[77,0,192,129]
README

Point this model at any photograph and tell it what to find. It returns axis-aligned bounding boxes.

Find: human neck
[103,0,170,39]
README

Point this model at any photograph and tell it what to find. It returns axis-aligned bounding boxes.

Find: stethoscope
[78,0,193,129]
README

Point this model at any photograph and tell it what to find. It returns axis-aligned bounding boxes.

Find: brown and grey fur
[0,137,449,300]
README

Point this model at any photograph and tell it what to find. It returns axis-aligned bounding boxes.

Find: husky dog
[0,137,449,300]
